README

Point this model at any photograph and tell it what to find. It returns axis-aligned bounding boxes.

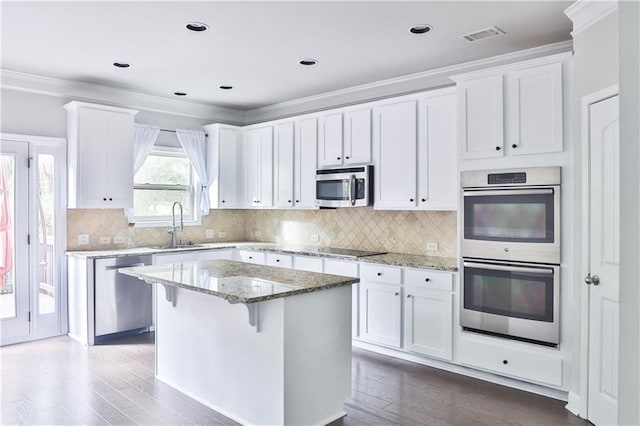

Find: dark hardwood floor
[1,333,588,425]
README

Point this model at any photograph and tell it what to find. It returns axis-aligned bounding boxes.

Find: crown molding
[0,69,246,124]
[564,0,619,37]
[245,40,573,124]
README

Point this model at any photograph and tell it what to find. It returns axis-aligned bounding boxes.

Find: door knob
[585,274,601,286]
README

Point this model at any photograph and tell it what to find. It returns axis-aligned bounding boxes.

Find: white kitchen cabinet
[265,253,293,268]
[293,117,318,208]
[65,101,138,208]
[343,108,371,164]
[417,89,458,210]
[373,99,418,209]
[318,109,371,168]
[324,259,359,337]
[506,62,563,155]
[456,75,504,160]
[245,126,273,207]
[359,263,403,348]
[203,124,241,209]
[273,122,295,208]
[404,286,453,361]
[293,255,323,272]
[238,250,266,265]
[455,59,564,160]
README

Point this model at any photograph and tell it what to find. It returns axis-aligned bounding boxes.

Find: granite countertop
[119,259,359,303]
[67,241,458,271]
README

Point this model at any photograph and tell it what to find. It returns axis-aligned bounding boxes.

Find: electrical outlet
[426,242,439,251]
[77,234,89,245]
[254,230,262,237]
[113,236,125,244]
[99,237,111,245]
[310,234,319,242]
[205,229,215,239]
[218,231,227,238]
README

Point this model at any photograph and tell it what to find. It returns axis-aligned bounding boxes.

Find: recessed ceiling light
[299,59,318,66]
[174,92,187,96]
[185,22,209,32]
[113,62,130,68]
[219,85,233,90]
[409,24,432,34]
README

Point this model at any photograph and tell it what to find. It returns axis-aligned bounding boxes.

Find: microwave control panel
[487,172,527,185]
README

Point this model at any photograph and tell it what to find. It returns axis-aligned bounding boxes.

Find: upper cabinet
[294,117,318,208]
[245,125,273,208]
[203,124,241,209]
[318,108,371,168]
[454,59,564,160]
[273,121,295,208]
[65,101,138,209]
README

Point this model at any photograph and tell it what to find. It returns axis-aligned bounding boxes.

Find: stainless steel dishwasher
[94,255,153,338]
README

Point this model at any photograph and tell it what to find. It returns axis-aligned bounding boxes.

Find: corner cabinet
[454,58,565,160]
[203,124,241,209]
[245,125,274,208]
[65,101,138,208]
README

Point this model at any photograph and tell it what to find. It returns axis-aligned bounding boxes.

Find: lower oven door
[460,260,559,345]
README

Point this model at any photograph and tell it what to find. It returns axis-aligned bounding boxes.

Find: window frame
[132,146,201,228]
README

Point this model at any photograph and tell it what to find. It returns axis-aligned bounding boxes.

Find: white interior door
[587,94,620,425]
[0,140,30,344]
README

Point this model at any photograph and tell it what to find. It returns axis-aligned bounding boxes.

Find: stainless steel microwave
[316,165,373,208]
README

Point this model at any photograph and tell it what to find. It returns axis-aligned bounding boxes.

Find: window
[133,147,199,225]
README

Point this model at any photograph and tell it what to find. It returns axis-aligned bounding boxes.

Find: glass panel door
[0,141,30,344]
[37,154,55,315]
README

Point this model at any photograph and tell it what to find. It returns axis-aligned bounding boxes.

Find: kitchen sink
[149,244,208,251]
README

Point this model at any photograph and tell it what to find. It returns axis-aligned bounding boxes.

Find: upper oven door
[461,187,560,264]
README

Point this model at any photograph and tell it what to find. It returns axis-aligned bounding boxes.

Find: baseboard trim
[565,391,582,417]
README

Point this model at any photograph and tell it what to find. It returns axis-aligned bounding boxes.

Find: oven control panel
[488,172,527,185]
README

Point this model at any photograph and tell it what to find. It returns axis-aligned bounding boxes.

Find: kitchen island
[119,259,359,426]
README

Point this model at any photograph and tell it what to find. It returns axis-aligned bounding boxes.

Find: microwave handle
[349,175,356,206]
[463,261,554,275]
[463,189,554,197]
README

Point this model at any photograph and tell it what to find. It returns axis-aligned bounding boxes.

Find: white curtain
[133,124,160,174]
[176,129,210,215]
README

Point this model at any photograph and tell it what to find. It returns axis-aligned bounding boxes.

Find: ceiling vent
[461,26,505,42]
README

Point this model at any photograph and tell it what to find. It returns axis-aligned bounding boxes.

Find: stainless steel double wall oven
[460,167,561,346]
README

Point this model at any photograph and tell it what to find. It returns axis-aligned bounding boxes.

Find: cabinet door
[417,92,458,210]
[507,62,563,155]
[318,113,343,167]
[294,117,318,208]
[258,127,274,207]
[274,122,294,208]
[360,281,402,348]
[344,108,371,164]
[105,111,134,208]
[245,128,261,206]
[458,75,504,159]
[218,126,240,208]
[404,286,452,360]
[373,99,418,209]
[77,107,109,207]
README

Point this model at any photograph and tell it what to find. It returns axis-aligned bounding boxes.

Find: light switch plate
[426,242,439,251]
[113,236,125,244]
[205,229,215,239]
[218,231,227,238]
[99,237,111,245]
[77,234,89,245]
[310,234,319,242]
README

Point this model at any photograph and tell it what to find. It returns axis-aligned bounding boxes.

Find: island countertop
[119,259,359,304]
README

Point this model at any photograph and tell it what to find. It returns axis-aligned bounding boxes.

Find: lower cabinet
[360,281,403,348]
[404,286,453,360]
[238,250,266,264]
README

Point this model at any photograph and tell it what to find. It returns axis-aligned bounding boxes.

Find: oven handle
[463,189,554,197]
[463,261,554,275]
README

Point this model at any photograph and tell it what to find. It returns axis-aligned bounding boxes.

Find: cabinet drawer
[458,335,562,387]
[404,268,452,291]
[324,259,358,278]
[266,253,293,268]
[293,256,323,273]
[238,250,265,265]
[360,263,402,284]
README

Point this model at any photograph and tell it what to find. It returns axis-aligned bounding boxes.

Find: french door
[0,136,66,346]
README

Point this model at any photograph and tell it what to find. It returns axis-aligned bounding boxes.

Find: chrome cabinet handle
[585,274,600,286]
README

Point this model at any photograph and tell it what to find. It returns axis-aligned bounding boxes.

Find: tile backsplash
[67,208,457,258]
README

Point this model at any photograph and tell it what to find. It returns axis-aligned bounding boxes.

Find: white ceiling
[1,1,573,111]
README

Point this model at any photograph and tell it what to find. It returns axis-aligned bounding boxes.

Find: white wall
[618,1,640,423]
[569,11,619,406]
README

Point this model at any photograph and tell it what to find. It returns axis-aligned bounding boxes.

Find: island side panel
[155,287,286,425]
[283,285,352,425]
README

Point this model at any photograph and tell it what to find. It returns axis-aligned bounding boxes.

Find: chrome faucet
[168,201,184,247]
